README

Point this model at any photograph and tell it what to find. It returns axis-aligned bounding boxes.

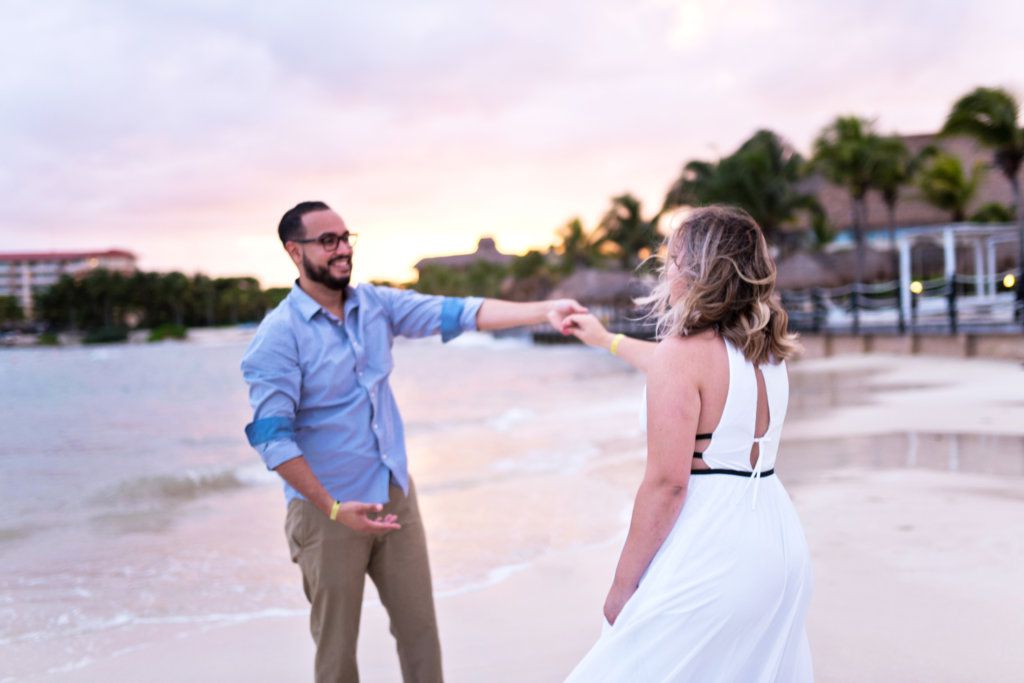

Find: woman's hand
[562,313,613,349]
[544,299,588,332]
[603,579,637,626]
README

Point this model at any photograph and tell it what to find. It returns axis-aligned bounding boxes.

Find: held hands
[560,313,612,349]
[545,299,588,333]
[332,501,401,535]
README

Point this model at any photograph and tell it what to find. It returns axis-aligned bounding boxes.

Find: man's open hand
[334,502,401,535]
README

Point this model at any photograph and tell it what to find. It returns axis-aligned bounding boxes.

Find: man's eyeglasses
[292,232,359,251]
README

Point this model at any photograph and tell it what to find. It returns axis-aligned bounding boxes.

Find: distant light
[910,280,923,295]
[88,258,99,268]
[1005,273,1017,289]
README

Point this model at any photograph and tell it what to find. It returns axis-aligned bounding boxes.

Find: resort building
[807,133,1022,241]
[414,237,515,274]
[0,250,137,316]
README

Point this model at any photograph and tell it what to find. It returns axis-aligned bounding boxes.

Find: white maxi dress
[565,339,814,682]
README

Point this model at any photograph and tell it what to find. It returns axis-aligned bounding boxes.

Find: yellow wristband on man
[610,333,625,356]
[329,500,341,521]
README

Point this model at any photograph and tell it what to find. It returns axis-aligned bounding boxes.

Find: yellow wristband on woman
[329,500,341,521]
[609,333,625,356]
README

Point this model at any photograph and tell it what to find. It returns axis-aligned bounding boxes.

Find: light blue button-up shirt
[241,282,484,505]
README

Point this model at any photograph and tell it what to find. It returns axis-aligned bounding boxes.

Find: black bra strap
[693,452,704,459]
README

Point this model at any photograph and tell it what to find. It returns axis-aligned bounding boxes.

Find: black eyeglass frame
[291,232,359,250]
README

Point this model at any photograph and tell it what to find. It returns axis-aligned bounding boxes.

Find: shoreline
[19,351,1024,682]
[40,463,1024,683]
[4,323,1024,364]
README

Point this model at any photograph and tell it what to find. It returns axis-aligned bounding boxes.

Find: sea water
[0,329,646,679]
[3,329,1022,679]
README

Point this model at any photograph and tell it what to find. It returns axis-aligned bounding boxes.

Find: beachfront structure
[414,237,515,274]
[895,223,1019,326]
[806,133,1023,238]
[0,250,137,317]
[779,223,1020,333]
[548,268,652,307]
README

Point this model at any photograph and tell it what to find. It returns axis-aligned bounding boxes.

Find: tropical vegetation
[665,129,824,249]
[810,116,883,285]
[941,86,1024,307]
[34,270,273,333]
[917,153,986,222]
[11,84,1023,334]
[0,295,23,325]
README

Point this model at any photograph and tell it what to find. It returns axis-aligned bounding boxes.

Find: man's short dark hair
[278,201,331,245]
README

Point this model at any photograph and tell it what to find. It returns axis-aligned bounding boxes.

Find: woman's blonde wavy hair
[637,205,800,365]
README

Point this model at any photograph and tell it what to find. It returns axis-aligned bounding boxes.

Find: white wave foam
[491,445,599,476]
[435,561,534,598]
[434,535,627,600]
[47,656,95,674]
[446,331,532,348]
[486,407,536,432]
[94,463,274,506]
[1,607,309,646]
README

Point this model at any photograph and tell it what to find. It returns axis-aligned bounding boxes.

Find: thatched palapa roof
[548,268,653,306]
[414,238,515,271]
[774,251,841,290]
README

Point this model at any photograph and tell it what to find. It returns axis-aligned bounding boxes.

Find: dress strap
[691,468,775,477]
[693,432,712,458]
[740,435,774,509]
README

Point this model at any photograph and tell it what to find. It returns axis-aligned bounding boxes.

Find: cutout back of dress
[697,338,788,473]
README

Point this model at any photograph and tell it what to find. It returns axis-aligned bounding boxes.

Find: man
[241,201,585,683]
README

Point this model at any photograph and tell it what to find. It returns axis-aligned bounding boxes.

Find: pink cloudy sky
[2,0,1022,286]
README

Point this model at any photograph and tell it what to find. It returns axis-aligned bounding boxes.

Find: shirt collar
[288,281,359,321]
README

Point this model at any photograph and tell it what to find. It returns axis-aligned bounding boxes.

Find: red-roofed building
[0,249,137,316]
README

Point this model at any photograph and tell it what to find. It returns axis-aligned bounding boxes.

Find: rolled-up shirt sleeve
[375,286,484,342]
[240,323,303,470]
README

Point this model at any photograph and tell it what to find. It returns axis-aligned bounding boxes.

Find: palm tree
[0,295,23,325]
[664,129,824,248]
[556,217,601,272]
[595,194,661,270]
[971,202,1014,223]
[871,136,937,331]
[811,117,884,289]
[34,274,76,329]
[941,86,1024,314]
[872,136,936,250]
[917,152,986,222]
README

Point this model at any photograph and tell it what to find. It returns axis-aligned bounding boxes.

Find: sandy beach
[14,347,1024,683]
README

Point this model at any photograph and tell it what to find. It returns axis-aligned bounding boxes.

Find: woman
[562,206,813,682]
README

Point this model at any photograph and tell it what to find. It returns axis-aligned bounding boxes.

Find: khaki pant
[286,480,442,683]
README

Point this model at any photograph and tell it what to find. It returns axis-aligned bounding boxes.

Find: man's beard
[303,253,351,291]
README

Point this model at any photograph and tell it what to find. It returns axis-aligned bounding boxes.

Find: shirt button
[373,424,379,430]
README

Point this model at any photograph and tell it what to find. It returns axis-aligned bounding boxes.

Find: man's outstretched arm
[476,298,587,332]
[374,285,585,340]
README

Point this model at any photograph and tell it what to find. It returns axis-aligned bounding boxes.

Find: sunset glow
[3,1,1022,286]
